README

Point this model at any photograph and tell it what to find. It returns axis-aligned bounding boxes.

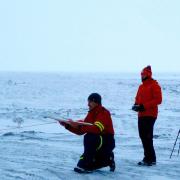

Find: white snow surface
[0,72,179,180]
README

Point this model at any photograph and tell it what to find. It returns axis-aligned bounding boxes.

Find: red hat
[141,65,152,78]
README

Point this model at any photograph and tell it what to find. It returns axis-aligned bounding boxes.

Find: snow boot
[74,166,93,173]
[138,160,156,166]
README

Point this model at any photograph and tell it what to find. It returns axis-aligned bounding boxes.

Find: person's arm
[143,83,162,109]
[135,86,141,105]
[132,86,145,112]
[80,112,107,134]
[59,120,84,135]
[80,124,102,134]
[59,112,106,135]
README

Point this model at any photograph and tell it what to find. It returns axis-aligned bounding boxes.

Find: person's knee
[146,132,153,140]
[141,132,153,139]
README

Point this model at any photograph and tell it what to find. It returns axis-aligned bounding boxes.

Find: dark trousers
[77,133,115,170]
[138,116,156,162]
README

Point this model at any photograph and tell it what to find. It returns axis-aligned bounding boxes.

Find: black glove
[132,104,145,112]
[59,121,70,129]
[64,124,69,129]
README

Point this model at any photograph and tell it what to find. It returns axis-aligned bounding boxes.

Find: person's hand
[132,104,145,112]
[59,121,66,126]
[58,119,73,129]
[59,119,80,129]
[58,121,69,129]
[68,121,81,129]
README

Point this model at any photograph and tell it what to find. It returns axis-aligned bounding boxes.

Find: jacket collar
[142,78,153,85]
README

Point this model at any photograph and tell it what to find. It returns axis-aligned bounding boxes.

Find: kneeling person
[60,93,115,173]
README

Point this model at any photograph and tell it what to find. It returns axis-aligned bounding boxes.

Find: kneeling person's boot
[138,160,156,166]
[74,166,93,173]
[74,155,94,173]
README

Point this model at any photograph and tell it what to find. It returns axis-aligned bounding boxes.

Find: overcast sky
[0,0,179,73]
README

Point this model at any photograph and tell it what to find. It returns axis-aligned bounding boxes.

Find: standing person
[132,66,162,166]
[59,93,115,173]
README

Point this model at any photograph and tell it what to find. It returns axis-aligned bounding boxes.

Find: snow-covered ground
[0,72,179,180]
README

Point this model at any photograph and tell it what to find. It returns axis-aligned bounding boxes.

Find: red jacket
[68,105,114,135]
[135,78,162,118]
